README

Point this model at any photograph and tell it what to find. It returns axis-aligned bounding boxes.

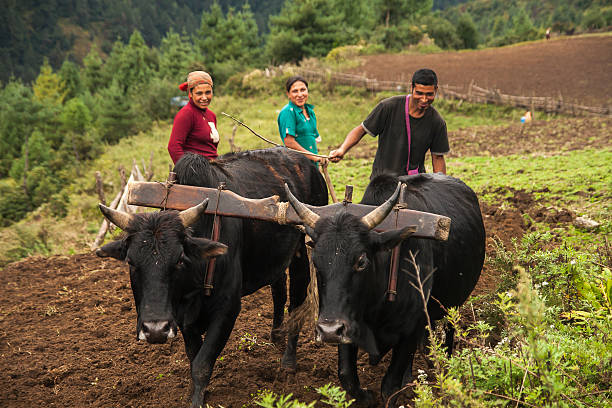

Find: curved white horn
[361,182,402,230]
[99,203,134,230]
[179,199,209,227]
[284,183,320,229]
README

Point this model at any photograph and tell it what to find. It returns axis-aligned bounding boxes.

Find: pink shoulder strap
[405,95,418,175]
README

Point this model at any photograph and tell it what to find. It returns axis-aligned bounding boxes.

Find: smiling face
[410,83,437,115]
[189,83,213,110]
[287,80,309,108]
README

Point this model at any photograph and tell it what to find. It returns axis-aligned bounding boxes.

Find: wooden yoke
[127,181,451,240]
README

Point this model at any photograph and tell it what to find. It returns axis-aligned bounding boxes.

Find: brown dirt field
[346,35,612,107]
[0,206,527,408]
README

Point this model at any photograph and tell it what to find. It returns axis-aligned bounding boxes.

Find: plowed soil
[2,36,611,408]
[0,208,527,408]
[346,35,612,107]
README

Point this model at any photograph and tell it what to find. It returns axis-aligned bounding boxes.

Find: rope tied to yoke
[157,171,177,210]
[275,201,289,225]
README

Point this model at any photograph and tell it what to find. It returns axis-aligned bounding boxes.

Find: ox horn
[361,182,402,230]
[99,203,134,231]
[284,183,320,229]
[178,198,209,227]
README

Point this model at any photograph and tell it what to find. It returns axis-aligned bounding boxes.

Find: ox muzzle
[138,319,177,344]
[315,318,352,344]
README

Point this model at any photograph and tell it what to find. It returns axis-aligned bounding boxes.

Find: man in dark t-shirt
[329,68,449,178]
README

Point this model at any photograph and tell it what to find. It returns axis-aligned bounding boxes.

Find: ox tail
[280,241,319,334]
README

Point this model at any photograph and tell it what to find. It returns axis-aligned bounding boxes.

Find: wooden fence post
[95,171,106,206]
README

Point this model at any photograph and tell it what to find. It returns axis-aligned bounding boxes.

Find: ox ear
[95,240,126,260]
[373,225,417,252]
[188,237,228,259]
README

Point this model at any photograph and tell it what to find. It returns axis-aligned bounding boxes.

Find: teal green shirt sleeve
[277,103,296,143]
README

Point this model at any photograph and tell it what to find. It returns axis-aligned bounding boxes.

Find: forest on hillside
[2,0,611,83]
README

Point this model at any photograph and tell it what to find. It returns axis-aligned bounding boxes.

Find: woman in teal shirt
[277,76,325,165]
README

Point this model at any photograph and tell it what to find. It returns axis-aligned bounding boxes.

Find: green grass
[212,90,528,155]
[449,148,612,218]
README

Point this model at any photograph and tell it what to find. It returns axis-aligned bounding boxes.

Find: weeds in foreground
[252,384,354,408]
[407,233,612,407]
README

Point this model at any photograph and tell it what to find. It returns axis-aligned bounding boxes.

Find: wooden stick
[95,171,106,206]
[147,152,154,181]
[320,160,338,203]
[91,184,126,249]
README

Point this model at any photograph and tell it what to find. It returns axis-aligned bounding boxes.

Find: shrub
[373,24,423,51]
[325,45,364,63]
[582,8,606,30]
[135,77,179,121]
[0,180,30,226]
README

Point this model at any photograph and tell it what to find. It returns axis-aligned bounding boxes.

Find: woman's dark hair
[411,68,438,87]
[285,75,308,92]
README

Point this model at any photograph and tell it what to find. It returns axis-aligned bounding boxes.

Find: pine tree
[0,80,37,177]
[159,29,199,82]
[103,31,157,94]
[96,80,138,144]
[266,0,347,64]
[376,0,433,27]
[195,2,261,66]
[59,97,99,174]
[82,45,106,94]
[457,13,479,49]
[32,58,67,105]
[58,59,82,100]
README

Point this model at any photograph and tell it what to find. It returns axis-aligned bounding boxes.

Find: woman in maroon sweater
[168,71,220,164]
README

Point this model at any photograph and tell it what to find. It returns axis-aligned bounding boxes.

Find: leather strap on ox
[387,184,408,302]
[204,183,225,296]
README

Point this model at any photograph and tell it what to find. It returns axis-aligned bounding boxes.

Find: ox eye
[354,253,369,272]
[176,252,190,268]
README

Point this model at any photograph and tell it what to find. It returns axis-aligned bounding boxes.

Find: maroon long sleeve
[168,100,219,164]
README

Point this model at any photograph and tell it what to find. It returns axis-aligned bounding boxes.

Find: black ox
[285,173,485,406]
[97,148,328,407]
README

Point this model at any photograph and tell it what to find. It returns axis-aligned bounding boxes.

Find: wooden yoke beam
[127,181,450,241]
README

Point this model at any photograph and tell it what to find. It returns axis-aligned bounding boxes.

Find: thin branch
[515,360,530,408]
[478,390,540,408]
[221,112,330,159]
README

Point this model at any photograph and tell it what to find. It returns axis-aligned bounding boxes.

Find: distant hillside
[2,0,608,83]
[439,0,610,44]
[0,0,283,83]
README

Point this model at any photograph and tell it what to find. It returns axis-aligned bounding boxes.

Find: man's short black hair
[411,68,438,87]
